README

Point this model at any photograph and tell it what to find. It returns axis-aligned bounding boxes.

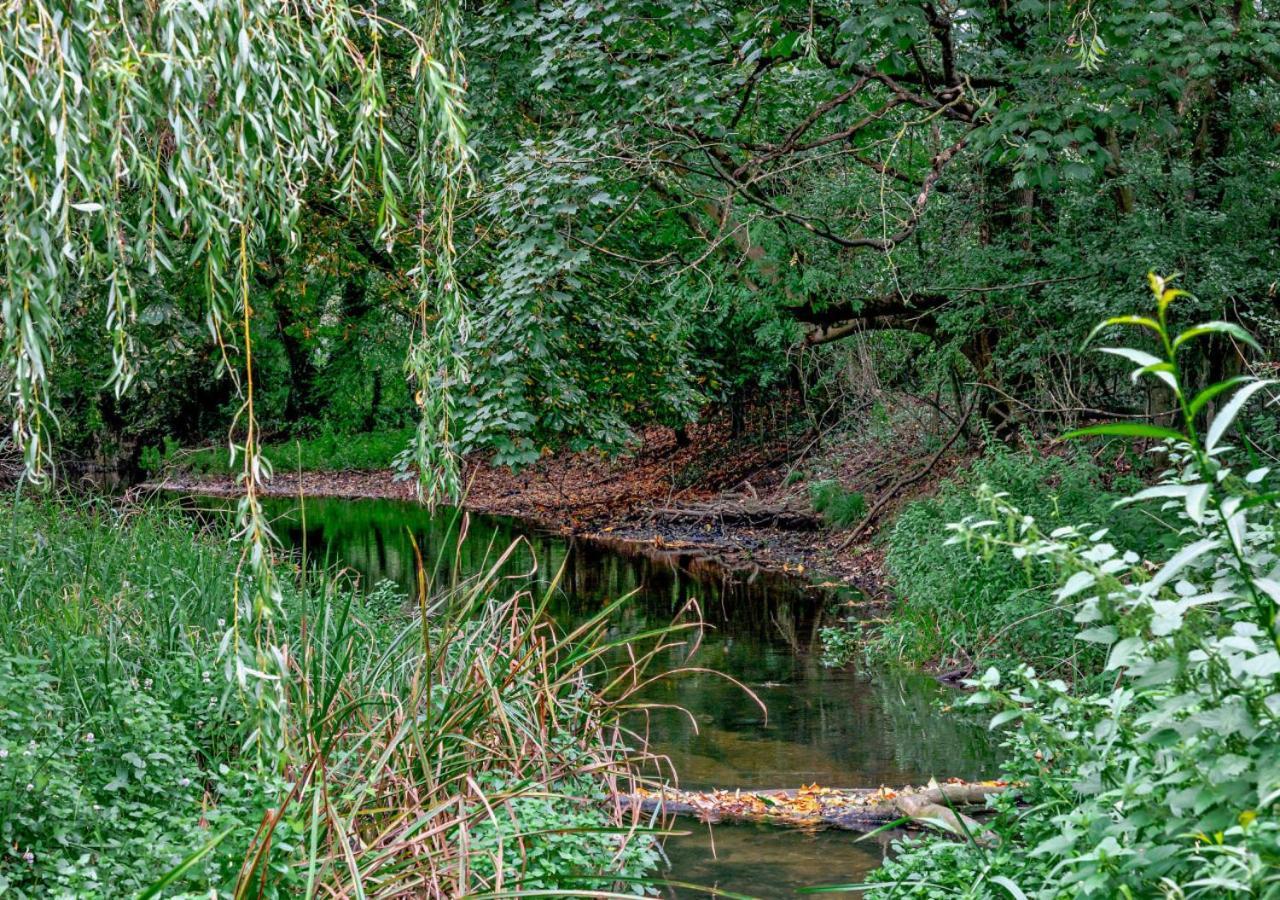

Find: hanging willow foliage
[0,0,471,757]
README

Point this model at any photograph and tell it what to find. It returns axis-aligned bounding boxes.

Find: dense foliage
[15,0,1276,480]
[864,280,1280,898]
[879,446,1154,674]
[453,0,1280,449]
[0,497,662,896]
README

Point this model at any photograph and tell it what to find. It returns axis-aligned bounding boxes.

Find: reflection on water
[195,495,996,897]
[665,825,891,898]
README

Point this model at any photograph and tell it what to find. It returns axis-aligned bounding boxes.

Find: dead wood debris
[625,779,1009,845]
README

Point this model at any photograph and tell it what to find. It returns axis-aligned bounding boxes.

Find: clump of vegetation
[818,622,861,668]
[863,278,1280,898]
[809,479,867,528]
[873,447,1153,675]
[0,497,664,896]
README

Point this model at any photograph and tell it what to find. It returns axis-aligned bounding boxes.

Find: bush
[0,496,663,896]
[874,447,1153,675]
[865,276,1280,898]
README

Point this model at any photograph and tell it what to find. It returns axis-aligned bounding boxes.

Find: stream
[200,494,997,897]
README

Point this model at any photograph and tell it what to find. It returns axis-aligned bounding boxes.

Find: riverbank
[149,411,977,599]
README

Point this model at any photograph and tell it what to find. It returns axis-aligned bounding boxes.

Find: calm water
[199,495,995,897]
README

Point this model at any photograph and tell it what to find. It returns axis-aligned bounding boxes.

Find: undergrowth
[872,446,1157,677]
[142,427,416,476]
[0,494,666,897]
[808,479,866,528]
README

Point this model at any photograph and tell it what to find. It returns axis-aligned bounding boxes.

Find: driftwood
[651,499,821,531]
[625,780,1009,845]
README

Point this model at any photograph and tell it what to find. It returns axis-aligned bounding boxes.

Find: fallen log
[624,780,1009,845]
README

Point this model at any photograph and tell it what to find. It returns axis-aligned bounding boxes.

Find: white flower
[26,783,34,791]
[217,618,226,629]
[0,748,8,759]
[83,732,95,744]
[143,678,153,690]
[178,777,192,787]
[22,851,34,864]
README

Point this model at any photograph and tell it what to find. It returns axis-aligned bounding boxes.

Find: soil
[151,404,977,597]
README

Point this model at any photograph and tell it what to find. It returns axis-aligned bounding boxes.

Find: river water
[211,495,995,897]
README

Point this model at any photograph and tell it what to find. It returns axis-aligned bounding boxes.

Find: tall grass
[0,493,682,896]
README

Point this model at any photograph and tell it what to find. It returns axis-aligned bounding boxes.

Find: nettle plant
[941,276,1280,897]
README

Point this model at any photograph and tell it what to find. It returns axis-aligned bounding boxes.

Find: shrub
[864,275,1280,898]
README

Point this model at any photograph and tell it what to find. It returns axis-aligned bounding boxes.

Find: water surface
[205,495,995,897]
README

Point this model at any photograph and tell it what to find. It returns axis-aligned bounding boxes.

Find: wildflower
[83,732,95,744]
[0,748,8,759]
[178,777,192,788]
[26,783,34,791]
[217,618,226,629]
[22,851,34,864]
[143,678,153,690]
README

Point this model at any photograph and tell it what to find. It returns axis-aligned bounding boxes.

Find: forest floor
[154,402,976,595]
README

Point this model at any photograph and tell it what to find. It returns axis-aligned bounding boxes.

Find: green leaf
[1172,321,1261,353]
[991,876,1030,900]
[1206,380,1277,453]
[1083,316,1162,347]
[1188,376,1252,420]
[1106,636,1145,670]
[1099,347,1162,369]
[1062,423,1185,442]
[1077,625,1118,644]
[990,708,1023,729]
[137,827,235,900]
[1146,537,1220,593]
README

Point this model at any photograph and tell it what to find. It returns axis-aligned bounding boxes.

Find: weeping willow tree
[0,0,470,755]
